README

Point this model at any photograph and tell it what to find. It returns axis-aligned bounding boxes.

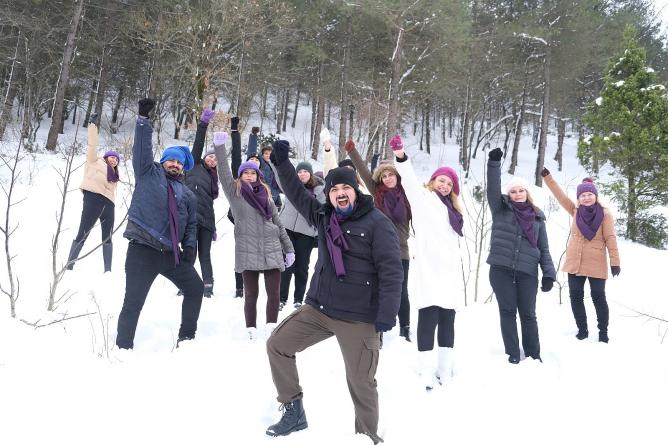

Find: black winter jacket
[275,161,403,327]
[184,121,217,233]
[486,159,556,279]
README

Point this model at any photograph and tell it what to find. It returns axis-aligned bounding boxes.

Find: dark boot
[235,288,243,298]
[102,242,113,272]
[203,283,213,298]
[598,331,609,343]
[265,399,308,437]
[576,330,589,340]
[66,240,84,270]
[399,325,411,342]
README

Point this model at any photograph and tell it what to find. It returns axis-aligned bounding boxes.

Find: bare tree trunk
[348,104,354,141]
[338,20,351,160]
[261,82,268,118]
[509,69,529,175]
[460,81,472,171]
[94,51,109,123]
[111,86,124,125]
[412,106,418,136]
[0,30,22,141]
[291,84,300,128]
[419,105,424,151]
[83,79,97,127]
[425,99,431,154]
[46,0,85,150]
[282,87,290,133]
[385,27,404,160]
[554,116,565,171]
[535,44,551,187]
[311,63,325,160]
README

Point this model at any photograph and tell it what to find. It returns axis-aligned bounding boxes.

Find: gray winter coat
[486,159,556,279]
[273,166,326,237]
[214,142,293,273]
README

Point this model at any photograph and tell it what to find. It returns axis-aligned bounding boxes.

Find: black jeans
[398,259,411,328]
[116,242,204,349]
[280,230,315,304]
[568,274,608,334]
[75,190,115,244]
[489,266,540,359]
[195,226,213,285]
[417,305,455,351]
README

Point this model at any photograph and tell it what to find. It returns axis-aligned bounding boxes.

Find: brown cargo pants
[266,303,382,440]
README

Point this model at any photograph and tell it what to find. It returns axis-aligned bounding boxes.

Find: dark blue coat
[275,161,403,327]
[486,159,556,279]
[123,118,198,252]
[184,121,217,233]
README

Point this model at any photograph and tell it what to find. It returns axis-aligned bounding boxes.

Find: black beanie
[325,167,359,196]
[338,159,356,171]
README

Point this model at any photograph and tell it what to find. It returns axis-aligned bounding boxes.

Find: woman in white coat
[391,135,465,391]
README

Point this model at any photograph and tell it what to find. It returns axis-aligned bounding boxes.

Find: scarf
[166,174,181,266]
[106,165,119,183]
[240,180,272,220]
[207,166,219,199]
[376,185,408,225]
[576,203,604,241]
[510,201,538,248]
[325,210,350,278]
[437,193,464,237]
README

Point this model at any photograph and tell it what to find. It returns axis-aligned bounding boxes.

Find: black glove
[488,147,503,161]
[271,140,291,166]
[231,116,239,131]
[375,321,394,333]
[252,126,260,135]
[138,98,156,118]
[540,277,554,292]
[88,113,99,126]
[611,265,621,277]
[182,246,196,263]
[541,167,550,177]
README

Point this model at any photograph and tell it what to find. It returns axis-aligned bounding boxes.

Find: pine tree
[578,26,668,247]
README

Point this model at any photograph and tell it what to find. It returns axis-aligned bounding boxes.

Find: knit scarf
[166,174,181,266]
[510,201,538,248]
[107,165,119,183]
[240,180,272,220]
[576,203,604,241]
[207,166,219,199]
[325,210,350,278]
[437,192,464,237]
[376,185,408,225]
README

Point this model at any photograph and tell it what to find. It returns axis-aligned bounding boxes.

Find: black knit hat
[338,159,356,171]
[324,167,359,197]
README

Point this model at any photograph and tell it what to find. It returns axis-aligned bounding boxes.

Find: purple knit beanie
[576,178,598,198]
[103,150,120,160]
[430,166,460,196]
[238,161,262,178]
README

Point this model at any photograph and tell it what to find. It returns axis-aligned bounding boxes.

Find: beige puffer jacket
[79,124,117,203]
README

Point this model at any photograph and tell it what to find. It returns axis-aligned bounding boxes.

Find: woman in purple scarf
[391,135,464,390]
[213,130,294,340]
[487,148,556,365]
[66,113,119,273]
[542,169,620,343]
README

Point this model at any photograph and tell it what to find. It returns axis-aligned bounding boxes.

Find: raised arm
[345,140,375,194]
[86,122,99,163]
[247,126,259,157]
[230,117,242,180]
[133,99,157,178]
[486,148,504,214]
[212,132,236,200]
[192,109,214,161]
[394,153,426,205]
[542,171,576,214]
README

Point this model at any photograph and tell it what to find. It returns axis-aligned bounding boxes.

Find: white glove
[320,128,331,143]
[285,252,296,268]
[213,131,228,146]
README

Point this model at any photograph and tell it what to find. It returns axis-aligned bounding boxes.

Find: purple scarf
[437,193,464,237]
[510,201,538,248]
[208,166,219,199]
[107,165,119,183]
[240,180,272,220]
[166,175,181,266]
[576,203,604,241]
[382,187,408,225]
[325,212,350,278]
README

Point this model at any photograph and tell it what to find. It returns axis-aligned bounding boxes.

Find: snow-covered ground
[1,105,667,445]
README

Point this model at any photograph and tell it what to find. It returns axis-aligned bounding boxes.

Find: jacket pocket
[329,270,376,313]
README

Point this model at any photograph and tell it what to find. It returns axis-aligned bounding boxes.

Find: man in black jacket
[265,140,402,444]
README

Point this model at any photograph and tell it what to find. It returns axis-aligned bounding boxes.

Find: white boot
[264,322,277,340]
[436,347,454,385]
[417,350,436,391]
[247,327,258,341]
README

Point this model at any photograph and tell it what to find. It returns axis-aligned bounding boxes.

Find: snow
[613,80,625,87]
[646,67,655,73]
[1,100,667,445]
[595,97,603,106]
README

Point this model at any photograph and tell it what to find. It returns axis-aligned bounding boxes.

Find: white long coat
[395,157,464,310]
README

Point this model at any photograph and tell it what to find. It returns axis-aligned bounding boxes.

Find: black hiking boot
[235,288,243,298]
[598,331,609,343]
[576,330,589,340]
[266,399,308,437]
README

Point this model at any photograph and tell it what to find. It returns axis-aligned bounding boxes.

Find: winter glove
[611,265,621,277]
[231,116,239,131]
[138,98,156,118]
[271,139,291,166]
[344,139,356,153]
[252,126,260,135]
[488,147,503,162]
[389,134,403,151]
[200,109,215,124]
[320,127,331,144]
[213,131,228,146]
[88,113,99,126]
[375,321,393,333]
[540,277,554,292]
[284,252,296,268]
[182,247,196,263]
[541,167,550,177]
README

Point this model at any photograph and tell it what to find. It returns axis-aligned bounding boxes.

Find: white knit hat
[503,176,531,195]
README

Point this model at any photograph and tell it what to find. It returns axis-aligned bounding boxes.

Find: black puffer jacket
[184,121,217,233]
[486,159,556,279]
[275,161,403,327]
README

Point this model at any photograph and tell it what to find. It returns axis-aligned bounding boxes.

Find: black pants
[235,272,243,290]
[568,274,608,334]
[280,230,315,304]
[116,242,204,349]
[75,190,115,245]
[398,259,410,328]
[489,266,540,359]
[417,305,455,351]
[195,226,214,285]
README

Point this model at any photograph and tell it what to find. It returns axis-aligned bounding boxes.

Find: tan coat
[79,124,117,203]
[544,174,620,279]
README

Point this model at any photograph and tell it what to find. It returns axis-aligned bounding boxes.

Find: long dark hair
[374,179,412,225]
